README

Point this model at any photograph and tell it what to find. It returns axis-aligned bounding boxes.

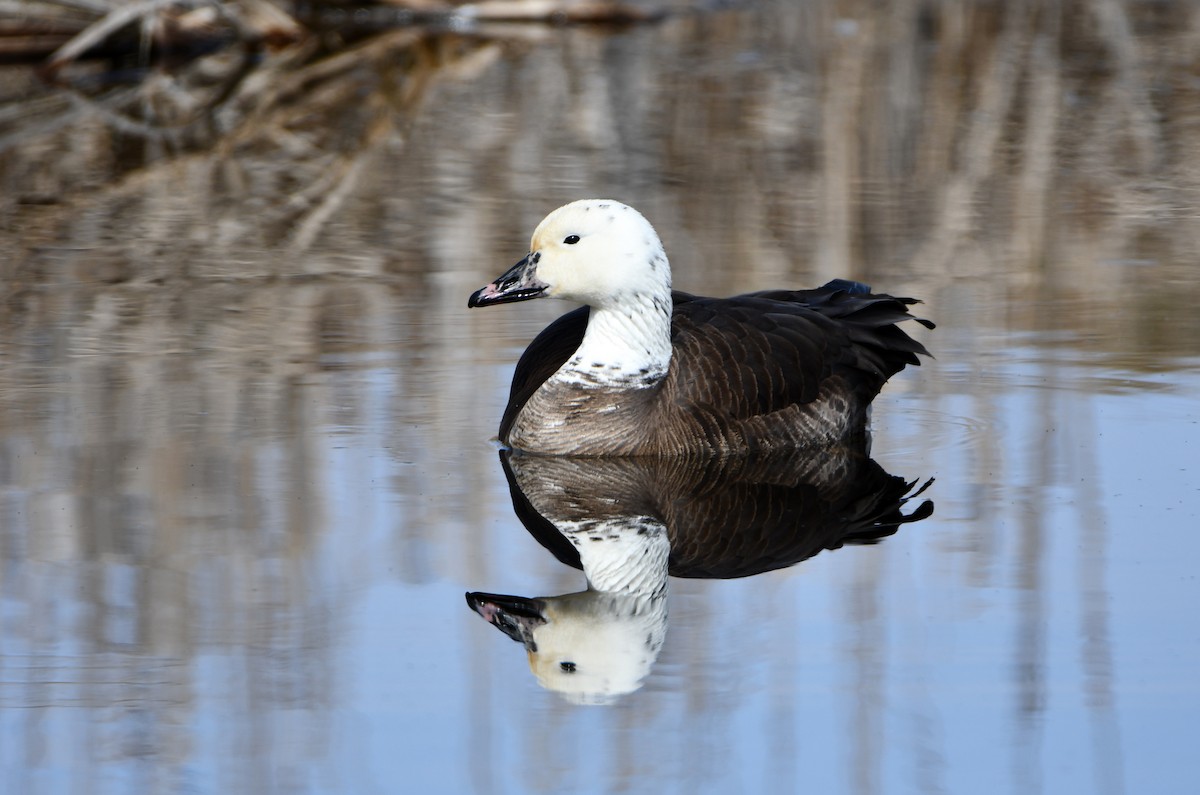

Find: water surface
[2,1,1199,793]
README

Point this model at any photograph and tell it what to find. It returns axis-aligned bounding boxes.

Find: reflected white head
[525,592,667,705]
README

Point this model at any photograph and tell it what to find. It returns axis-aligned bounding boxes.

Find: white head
[466,511,670,704]
[467,589,668,705]
[469,200,672,310]
[524,591,667,705]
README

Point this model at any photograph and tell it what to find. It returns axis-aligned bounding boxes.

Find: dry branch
[45,0,182,73]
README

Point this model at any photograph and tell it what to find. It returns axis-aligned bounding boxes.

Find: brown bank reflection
[468,447,933,704]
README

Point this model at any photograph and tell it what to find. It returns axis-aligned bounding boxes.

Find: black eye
[563,235,580,245]
[559,661,577,673]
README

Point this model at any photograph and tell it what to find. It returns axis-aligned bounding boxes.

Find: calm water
[2,1,1199,793]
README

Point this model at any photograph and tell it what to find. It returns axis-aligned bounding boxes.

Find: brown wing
[665,281,932,423]
[498,281,932,441]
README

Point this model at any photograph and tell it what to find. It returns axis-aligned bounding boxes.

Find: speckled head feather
[525,200,672,307]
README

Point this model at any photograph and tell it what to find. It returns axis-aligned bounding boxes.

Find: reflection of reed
[0,274,501,775]
[4,1,1197,355]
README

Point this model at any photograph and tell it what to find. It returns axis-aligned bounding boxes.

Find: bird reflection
[467,447,933,704]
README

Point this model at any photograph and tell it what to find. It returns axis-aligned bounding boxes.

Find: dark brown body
[500,282,933,456]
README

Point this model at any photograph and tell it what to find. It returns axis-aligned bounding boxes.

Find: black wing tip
[823,278,872,295]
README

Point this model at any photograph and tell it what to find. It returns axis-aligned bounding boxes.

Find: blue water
[4,295,1195,793]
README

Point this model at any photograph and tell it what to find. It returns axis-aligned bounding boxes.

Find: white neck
[558,516,670,597]
[554,292,673,387]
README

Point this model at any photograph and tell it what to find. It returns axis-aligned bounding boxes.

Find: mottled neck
[558,516,670,597]
[554,291,673,387]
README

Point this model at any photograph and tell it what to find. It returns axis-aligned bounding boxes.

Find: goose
[465,447,932,702]
[468,200,933,456]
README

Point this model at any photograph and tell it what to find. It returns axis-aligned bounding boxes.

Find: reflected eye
[559,661,577,673]
[563,235,580,245]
